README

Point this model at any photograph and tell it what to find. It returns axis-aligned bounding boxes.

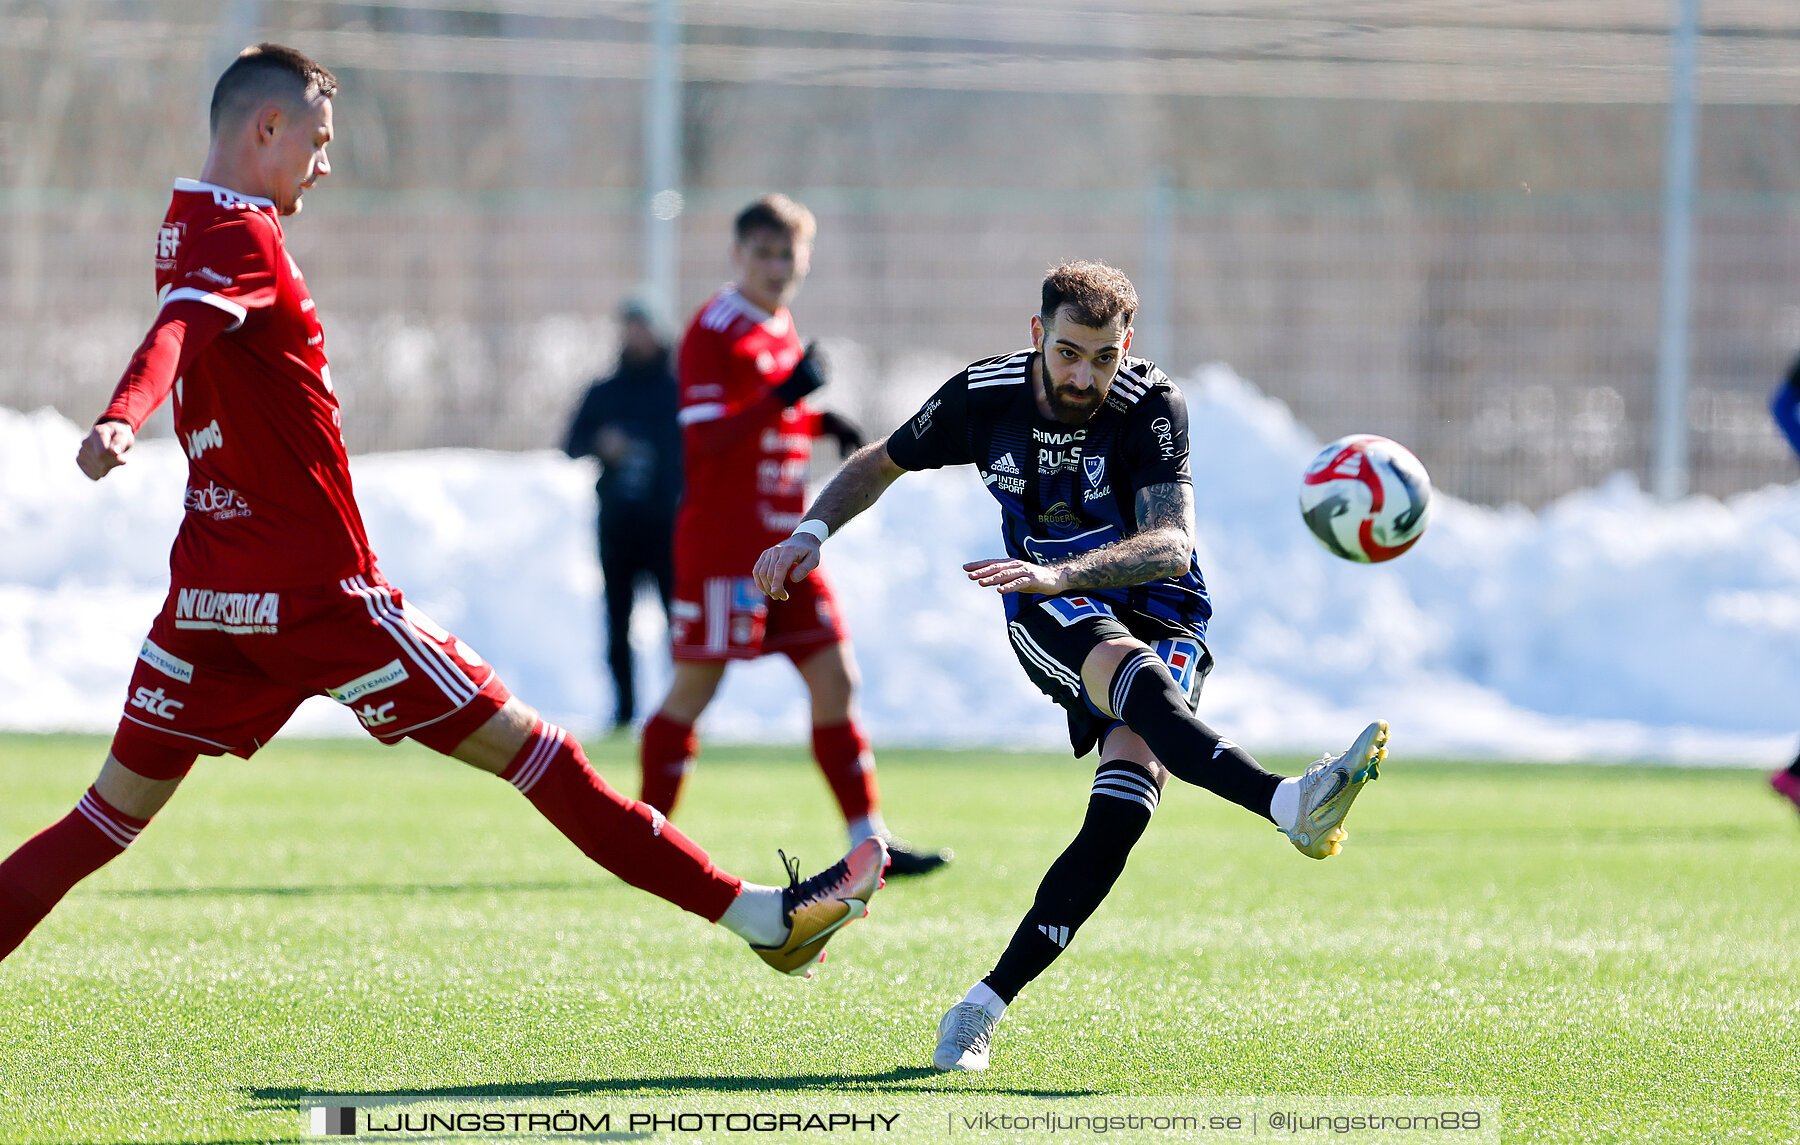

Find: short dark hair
[734,194,816,245]
[1040,261,1138,329]
[209,43,338,135]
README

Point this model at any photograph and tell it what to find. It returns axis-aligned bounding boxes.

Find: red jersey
[673,286,821,577]
[105,179,377,590]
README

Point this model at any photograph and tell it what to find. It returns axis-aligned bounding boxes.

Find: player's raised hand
[76,420,135,481]
[755,535,822,600]
[964,557,1064,595]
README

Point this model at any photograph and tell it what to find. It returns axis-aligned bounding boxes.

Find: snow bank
[5,367,1795,765]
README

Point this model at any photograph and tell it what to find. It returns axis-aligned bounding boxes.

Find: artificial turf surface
[0,732,1794,1144]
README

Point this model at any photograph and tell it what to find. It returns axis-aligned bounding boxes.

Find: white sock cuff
[847,812,888,846]
[717,881,786,948]
[963,980,1006,1018]
[1270,776,1302,833]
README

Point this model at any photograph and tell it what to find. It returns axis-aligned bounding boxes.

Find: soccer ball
[1299,434,1432,562]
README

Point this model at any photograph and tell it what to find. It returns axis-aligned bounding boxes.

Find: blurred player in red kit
[639,195,950,876]
[0,45,885,981]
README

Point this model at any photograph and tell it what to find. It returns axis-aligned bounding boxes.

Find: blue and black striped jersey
[886,349,1212,639]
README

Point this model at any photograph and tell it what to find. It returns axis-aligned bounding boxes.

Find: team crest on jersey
[1082,454,1111,501]
[155,222,185,270]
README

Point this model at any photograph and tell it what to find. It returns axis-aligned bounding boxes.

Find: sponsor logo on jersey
[184,481,251,520]
[174,587,280,633]
[355,701,398,728]
[1037,446,1082,475]
[759,427,811,452]
[1151,417,1175,459]
[912,396,942,436]
[191,266,233,288]
[138,638,195,684]
[983,471,1025,495]
[129,685,184,720]
[185,419,223,461]
[991,452,1021,474]
[1032,428,1084,446]
[757,457,808,496]
[1038,501,1081,526]
[328,659,410,705]
[154,222,185,269]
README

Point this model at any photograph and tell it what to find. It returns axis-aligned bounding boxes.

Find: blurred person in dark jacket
[564,301,683,732]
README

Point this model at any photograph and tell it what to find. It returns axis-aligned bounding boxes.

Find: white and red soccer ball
[1298,434,1433,563]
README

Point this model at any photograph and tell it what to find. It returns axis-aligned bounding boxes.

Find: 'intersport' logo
[174,588,280,633]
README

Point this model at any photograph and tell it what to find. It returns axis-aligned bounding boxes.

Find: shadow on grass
[92,880,587,899]
[246,1070,1102,1104]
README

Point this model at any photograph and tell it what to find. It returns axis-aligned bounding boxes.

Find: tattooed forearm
[1047,482,1195,590]
[802,438,907,534]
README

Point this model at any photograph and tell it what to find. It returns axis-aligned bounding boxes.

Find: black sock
[1109,647,1281,820]
[1787,749,1800,778]
[983,762,1160,1004]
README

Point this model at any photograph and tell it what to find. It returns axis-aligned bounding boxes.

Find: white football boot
[1282,720,1389,859]
[933,1000,1003,1072]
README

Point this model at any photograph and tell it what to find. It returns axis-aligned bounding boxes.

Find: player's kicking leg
[448,696,885,978]
[1079,636,1387,859]
[0,738,194,962]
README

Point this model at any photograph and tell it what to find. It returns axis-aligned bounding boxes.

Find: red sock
[812,720,879,823]
[504,721,738,921]
[0,788,148,961]
[639,713,698,816]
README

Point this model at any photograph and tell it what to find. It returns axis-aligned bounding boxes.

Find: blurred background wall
[3,0,1798,505]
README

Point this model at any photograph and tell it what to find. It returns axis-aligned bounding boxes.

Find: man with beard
[754,260,1390,1071]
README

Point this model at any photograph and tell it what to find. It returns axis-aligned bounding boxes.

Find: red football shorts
[668,568,847,664]
[114,573,511,761]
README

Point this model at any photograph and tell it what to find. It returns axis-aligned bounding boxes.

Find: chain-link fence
[4,1,1798,505]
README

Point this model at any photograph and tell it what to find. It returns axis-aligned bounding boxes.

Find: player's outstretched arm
[754,436,908,600]
[76,420,136,481]
[965,481,1195,595]
[77,300,233,481]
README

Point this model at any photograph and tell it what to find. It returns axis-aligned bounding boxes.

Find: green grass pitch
[0,732,1796,1144]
